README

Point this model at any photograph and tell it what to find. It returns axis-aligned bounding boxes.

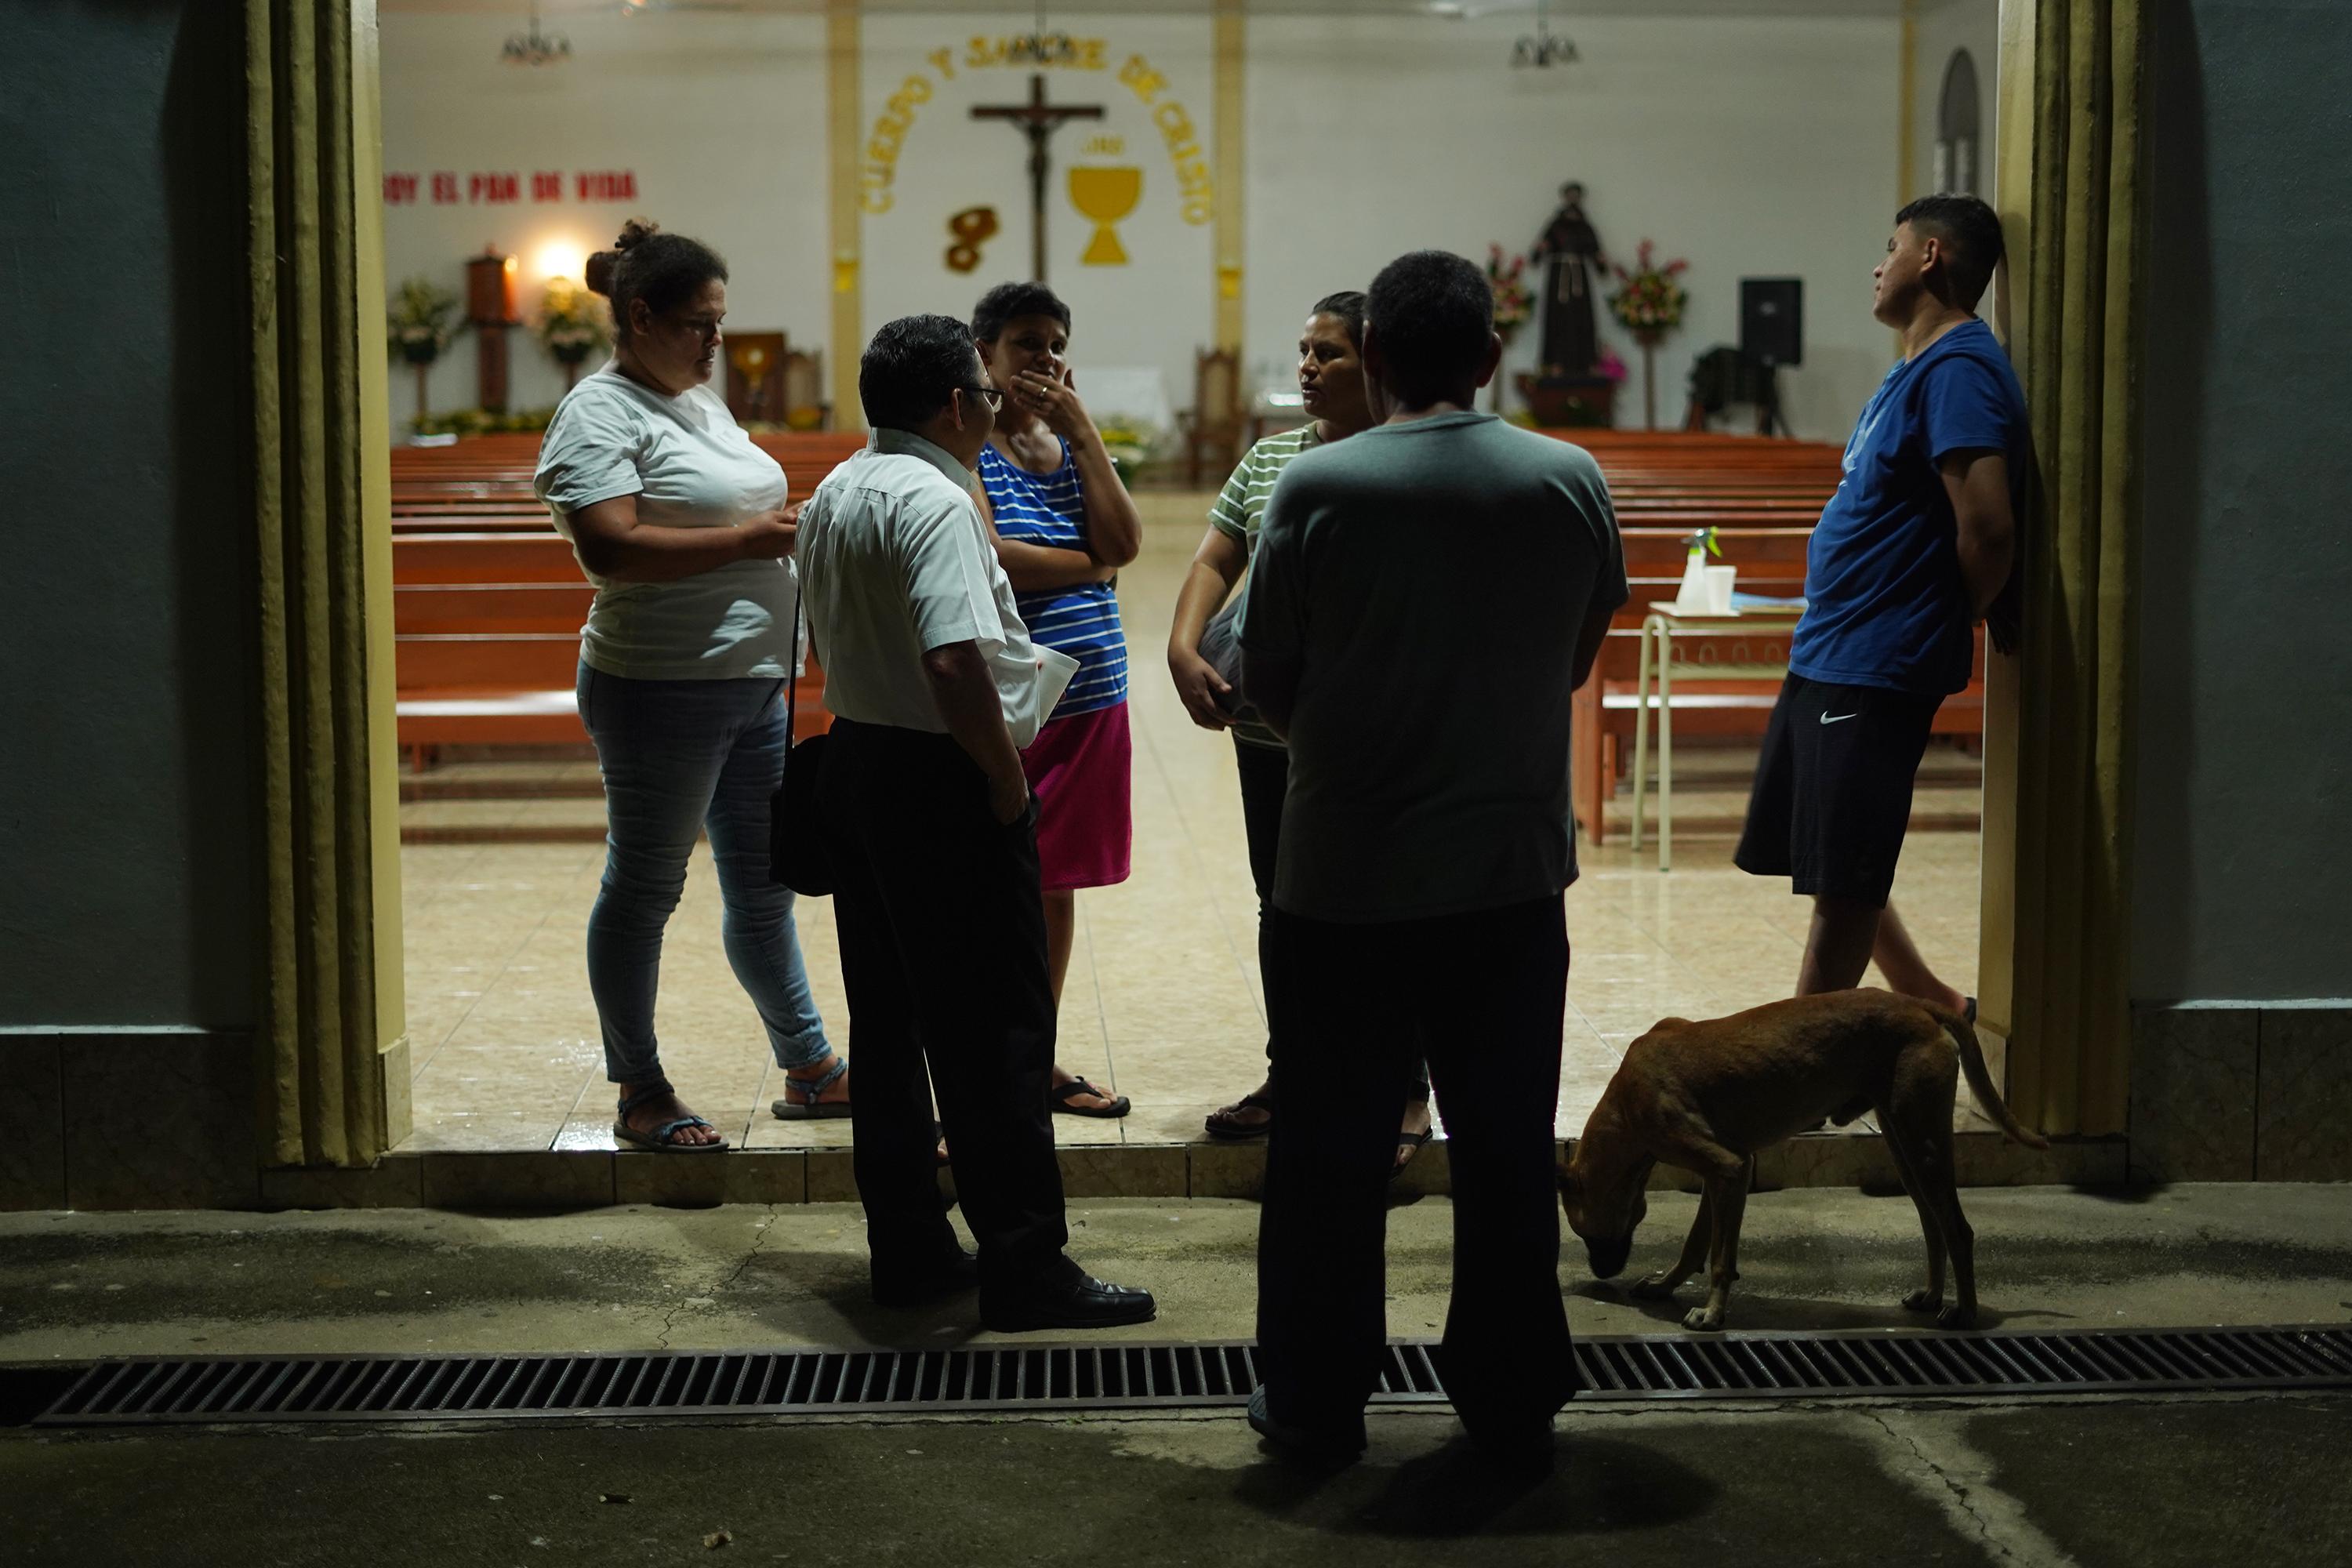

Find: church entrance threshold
[377,497,2095,1209]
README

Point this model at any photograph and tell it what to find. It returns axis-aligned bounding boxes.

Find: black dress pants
[815,719,1076,1299]
[1233,739,1428,1098]
[1256,895,1577,1439]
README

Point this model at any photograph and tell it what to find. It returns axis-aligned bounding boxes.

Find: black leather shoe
[978,1272,1156,1332]
[1247,1386,1368,1461]
[870,1250,978,1308]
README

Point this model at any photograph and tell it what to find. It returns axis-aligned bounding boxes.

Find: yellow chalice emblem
[1069,165,1142,266]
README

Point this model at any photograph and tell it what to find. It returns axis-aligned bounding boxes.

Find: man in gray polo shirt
[1240,250,1626,1472]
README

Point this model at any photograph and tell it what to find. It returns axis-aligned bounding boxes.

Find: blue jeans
[577,663,833,1088]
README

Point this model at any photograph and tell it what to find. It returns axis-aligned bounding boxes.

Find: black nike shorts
[1735,674,1943,909]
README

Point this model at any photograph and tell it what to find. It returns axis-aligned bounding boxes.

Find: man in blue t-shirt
[1737,194,2024,1007]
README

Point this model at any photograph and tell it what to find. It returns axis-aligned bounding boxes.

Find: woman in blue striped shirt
[972,281,1145,1119]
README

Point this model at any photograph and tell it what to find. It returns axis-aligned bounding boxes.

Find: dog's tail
[1933,1004,2050,1149]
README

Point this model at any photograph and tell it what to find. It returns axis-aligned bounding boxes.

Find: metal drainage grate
[31,1324,2352,1428]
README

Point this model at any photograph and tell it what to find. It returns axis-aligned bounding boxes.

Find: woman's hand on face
[738,503,799,561]
[1167,644,1236,731]
[1013,364,1091,440]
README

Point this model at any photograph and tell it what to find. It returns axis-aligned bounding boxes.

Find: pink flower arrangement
[1607,239,1690,336]
[1486,244,1533,339]
[1595,348,1629,384]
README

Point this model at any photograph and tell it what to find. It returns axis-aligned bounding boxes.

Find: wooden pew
[390,530,829,768]
[387,435,866,767]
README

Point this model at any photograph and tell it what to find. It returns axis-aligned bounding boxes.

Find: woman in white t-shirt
[534,220,841,1152]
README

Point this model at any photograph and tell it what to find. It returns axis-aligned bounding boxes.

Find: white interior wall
[379,8,1909,445]
[1243,14,1903,441]
[379,10,829,437]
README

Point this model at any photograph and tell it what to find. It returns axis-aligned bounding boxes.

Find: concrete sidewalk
[3,1183,2347,1362]
[3,1185,2347,1568]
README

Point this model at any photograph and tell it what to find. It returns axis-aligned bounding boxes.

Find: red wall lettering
[387,169,638,208]
[575,170,638,201]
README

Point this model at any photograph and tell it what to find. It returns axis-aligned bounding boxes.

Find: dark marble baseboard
[0,1028,260,1210]
[2130,1001,2352,1182]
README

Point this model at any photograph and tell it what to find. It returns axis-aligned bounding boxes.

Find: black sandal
[614,1079,727,1153]
[1204,1092,1276,1141]
[1050,1076,1131,1119]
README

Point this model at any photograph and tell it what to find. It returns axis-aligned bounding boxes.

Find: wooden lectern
[466,248,519,413]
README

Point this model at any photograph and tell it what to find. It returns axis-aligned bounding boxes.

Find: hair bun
[613,218,660,252]
[582,249,619,297]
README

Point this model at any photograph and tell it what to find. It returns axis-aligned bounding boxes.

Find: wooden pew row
[390,532,829,767]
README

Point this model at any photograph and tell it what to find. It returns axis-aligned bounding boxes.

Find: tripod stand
[1754,361,1791,437]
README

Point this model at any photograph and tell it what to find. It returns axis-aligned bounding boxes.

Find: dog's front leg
[1632,1186,1711,1301]
[1683,1157,1751,1333]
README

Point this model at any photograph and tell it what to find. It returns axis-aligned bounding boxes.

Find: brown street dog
[1557,989,2047,1332]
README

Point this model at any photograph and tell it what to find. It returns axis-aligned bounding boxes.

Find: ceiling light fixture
[1008,2,1080,67]
[1514,2,1578,68]
[503,4,571,67]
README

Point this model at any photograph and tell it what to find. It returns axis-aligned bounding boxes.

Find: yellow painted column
[1212,4,1245,351]
[828,0,865,432]
[248,0,398,1167]
[1977,0,2143,1137]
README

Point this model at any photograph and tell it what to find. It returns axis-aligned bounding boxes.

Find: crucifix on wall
[971,74,1104,281]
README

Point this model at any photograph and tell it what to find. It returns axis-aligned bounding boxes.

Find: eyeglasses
[966,384,1005,412]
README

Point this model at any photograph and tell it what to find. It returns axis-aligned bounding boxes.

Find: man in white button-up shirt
[794,314,1154,1331]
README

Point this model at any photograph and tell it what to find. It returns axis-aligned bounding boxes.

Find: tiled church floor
[396,492,1986,1157]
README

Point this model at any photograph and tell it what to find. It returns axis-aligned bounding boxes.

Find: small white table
[1628,602,1804,870]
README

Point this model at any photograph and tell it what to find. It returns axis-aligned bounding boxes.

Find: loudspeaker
[1740,278,1805,368]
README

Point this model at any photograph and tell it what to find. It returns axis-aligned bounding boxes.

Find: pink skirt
[1021,702,1134,892]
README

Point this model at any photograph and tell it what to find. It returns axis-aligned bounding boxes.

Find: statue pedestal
[1515,372,1617,429]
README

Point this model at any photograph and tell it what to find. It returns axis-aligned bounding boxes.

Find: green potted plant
[387,276,466,430]
[535,277,609,390]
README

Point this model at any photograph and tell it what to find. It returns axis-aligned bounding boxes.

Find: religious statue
[1531,182,1606,376]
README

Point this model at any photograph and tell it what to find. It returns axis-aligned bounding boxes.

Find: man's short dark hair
[860,314,982,432]
[1896,194,2005,309]
[1365,250,1494,407]
[1310,290,1367,349]
[971,281,1072,344]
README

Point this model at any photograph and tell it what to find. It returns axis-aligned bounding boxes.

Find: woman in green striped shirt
[1166,291,1436,1173]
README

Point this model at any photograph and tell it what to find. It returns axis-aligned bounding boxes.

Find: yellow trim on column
[350,0,411,1146]
[828,0,864,433]
[1976,0,2037,1085]
[1212,4,1244,351]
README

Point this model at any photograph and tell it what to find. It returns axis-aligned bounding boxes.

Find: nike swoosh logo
[1820,712,1860,725]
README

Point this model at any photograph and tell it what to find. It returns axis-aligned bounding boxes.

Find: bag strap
[785,577,803,748]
